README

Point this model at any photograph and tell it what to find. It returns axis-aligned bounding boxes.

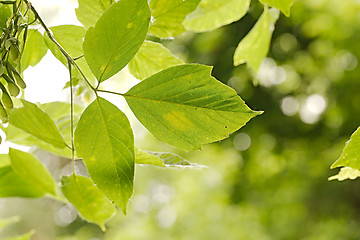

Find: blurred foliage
[2,0,360,239]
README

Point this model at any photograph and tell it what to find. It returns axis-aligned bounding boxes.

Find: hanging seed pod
[2,74,20,96]
[5,62,26,88]
[0,82,13,109]
[0,101,8,123]
[0,61,4,76]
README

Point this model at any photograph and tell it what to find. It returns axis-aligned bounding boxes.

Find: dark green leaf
[149,0,200,38]
[0,4,11,29]
[61,175,116,231]
[184,0,250,32]
[8,99,68,148]
[74,97,134,213]
[83,0,150,82]
[125,64,261,150]
[128,41,183,80]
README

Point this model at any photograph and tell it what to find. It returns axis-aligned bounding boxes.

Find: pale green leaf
[0,154,10,168]
[184,0,250,32]
[0,166,44,198]
[74,97,134,214]
[260,0,294,17]
[331,127,360,169]
[125,64,261,150]
[20,29,48,71]
[45,25,95,85]
[233,7,280,72]
[128,41,183,80]
[0,216,20,231]
[76,0,113,29]
[3,230,35,240]
[149,0,200,38]
[9,148,57,196]
[61,175,116,231]
[83,0,150,82]
[8,99,68,149]
[329,167,360,181]
[136,148,204,168]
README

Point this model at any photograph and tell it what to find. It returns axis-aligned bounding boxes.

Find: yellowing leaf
[74,97,134,214]
[233,7,279,72]
[125,64,261,150]
[128,41,183,80]
[83,0,150,82]
[329,167,360,181]
[184,0,250,32]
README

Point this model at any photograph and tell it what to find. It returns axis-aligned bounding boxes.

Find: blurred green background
[2,0,360,239]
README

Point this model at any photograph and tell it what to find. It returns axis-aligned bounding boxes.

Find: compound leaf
[128,41,183,80]
[61,175,116,231]
[184,0,250,32]
[74,97,134,214]
[125,64,261,150]
[83,0,150,82]
[234,7,279,72]
[149,0,200,38]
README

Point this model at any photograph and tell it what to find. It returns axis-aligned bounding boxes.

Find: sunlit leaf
[0,154,10,168]
[83,0,150,82]
[45,25,95,85]
[8,99,67,149]
[0,216,20,231]
[61,175,116,231]
[149,0,200,38]
[329,167,360,181]
[259,0,294,17]
[136,148,204,168]
[76,0,113,29]
[128,41,183,80]
[3,230,35,240]
[125,64,261,150]
[21,29,48,72]
[233,7,279,72]
[74,97,134,213]
[184,0,250,32]
[0,4,11,30]
[331,127,360,169]
[9,148,57,196]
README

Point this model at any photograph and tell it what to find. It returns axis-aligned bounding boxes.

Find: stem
[68,61,75,174]
[23,0,96,91]
[95,89,126,97]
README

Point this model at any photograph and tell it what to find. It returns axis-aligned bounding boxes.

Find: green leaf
[83,0,151,82]
[61,175,116,231]
[0,166,44,198]
[136,148,203,168]
[74,97,134,213]
[329,167,360,181]
[183,0,250,32]
[45,25,95,85]
[76,0,113,29]
[149,0,200,38]
[233,7,280,72]
[0,4,11,29]
[20,29,48,72]
[8,99,67,148]
[331,127,360,169]
[0,154,10,168]
[3,230,35,240]
[0,216,20,231]
[9,148,57,196]
[125,64,261,150]
[259,0,294,17]
[128,41,183,80]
